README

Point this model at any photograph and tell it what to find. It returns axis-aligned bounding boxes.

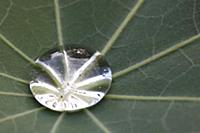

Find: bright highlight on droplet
[30,48,112,112]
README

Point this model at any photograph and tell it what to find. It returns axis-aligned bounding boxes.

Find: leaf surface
[0,0,200,133]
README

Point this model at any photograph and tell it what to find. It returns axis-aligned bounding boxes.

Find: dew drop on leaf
[30,48,112,112]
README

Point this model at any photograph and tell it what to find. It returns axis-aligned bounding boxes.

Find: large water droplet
[30,48,112,112]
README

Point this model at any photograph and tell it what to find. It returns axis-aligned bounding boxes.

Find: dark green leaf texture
[0,0,200,133]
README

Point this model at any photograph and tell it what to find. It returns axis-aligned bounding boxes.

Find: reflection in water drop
[30,48,112,112]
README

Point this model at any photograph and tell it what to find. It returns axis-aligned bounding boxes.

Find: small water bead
[30,48,112,112]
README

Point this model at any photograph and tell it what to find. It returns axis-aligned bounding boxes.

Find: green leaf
[0,0,200,133]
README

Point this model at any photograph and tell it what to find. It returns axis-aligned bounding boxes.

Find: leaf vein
[0,72,29,84]
[0,107,45,124]
[0,0,13,27]
[0,33,36,65]
[0,91,32,97]
[84,109,111,133]
[101,0,144,55]
[106,94,200,102]
[50,113,65,133]
[113,34,200,79]
[54,0,64,49]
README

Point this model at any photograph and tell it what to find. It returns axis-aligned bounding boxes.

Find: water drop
[30,48,112,112]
